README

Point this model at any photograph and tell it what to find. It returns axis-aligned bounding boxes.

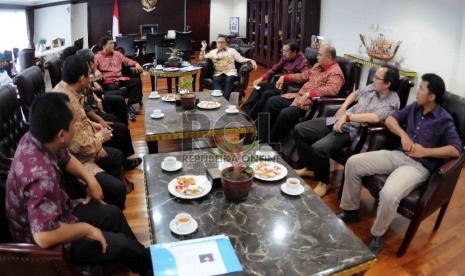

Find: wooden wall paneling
[186,0,211,50]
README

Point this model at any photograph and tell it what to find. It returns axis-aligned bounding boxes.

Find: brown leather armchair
[198,44,254,101]
[13,66,45,122]
[341,91,465,257]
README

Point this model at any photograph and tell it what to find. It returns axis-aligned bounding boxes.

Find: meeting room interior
[1,0,465,275]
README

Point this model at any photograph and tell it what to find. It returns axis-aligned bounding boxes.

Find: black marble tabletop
[143,92,254,141]
[144,148,375,275]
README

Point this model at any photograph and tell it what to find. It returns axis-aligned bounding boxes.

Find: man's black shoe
[368,235,384,256]
[128,112,136,122]
[123,157,142,170]
[337,210,361,222]
[125,178,135,194]
[128,105,140,115]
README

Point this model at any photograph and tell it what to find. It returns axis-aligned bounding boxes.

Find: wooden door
[186,0,211,51]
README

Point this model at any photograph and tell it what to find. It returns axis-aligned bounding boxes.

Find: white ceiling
[0,0,64,6]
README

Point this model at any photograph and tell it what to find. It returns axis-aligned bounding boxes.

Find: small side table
[149,67,200,93]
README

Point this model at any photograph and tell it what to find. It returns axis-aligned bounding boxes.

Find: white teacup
[213,89,221,95]
[152,109,162,116]
[286,178,301,191]
[226,105,238,112]
[175,213,194,232]
[163,156,177,170]
[150,91,159,96]
[260,145,273,154]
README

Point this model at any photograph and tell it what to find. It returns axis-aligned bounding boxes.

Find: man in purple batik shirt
[337,73,462,256]
[6,93,152,274]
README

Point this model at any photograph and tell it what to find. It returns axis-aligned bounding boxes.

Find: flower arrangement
[211,139,259,178]
[167,47,183,58]
[359,33,402,62]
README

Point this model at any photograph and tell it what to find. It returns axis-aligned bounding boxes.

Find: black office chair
[74,37,84,50]
[13,66,45,122]
[18,48,35,71]
[146,33,166,55]
[44,58,63,88]
[115,36,135,57]
[175,31,193,61]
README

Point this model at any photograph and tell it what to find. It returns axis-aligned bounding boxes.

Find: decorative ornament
[141,0,157,12]
[360,33,402,63]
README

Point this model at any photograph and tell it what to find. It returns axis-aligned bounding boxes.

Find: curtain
[25,8,34,49]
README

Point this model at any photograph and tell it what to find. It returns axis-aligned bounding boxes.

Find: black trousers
[104,78,143,105]
[64,147,126,209]
[242,83,281,120]
[102,94,129,125]
[70,202,152,274]
[212,74,237,100]
[293,117,351,184]
[257,95,306,143]
[102,121,135,158]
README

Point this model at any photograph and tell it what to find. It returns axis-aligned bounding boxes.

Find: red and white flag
[112,0,120,40]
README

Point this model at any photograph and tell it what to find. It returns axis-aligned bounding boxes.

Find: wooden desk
[143,92,255,153]
[143,147,377,275]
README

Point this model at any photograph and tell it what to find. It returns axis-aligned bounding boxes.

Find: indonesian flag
[112,0,120,40]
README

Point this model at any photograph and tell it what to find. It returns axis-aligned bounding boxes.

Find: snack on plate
[254,162,283,179]
[175,176,203,195]
[162,94,176,101]
[199,101,220,109]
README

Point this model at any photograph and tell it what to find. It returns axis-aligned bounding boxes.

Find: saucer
[211,92,223,97]
[225,108,239,114]
[149,93,160,99]
[161,160,183,172]
[150,113,165,119]
[280,183,304,196]
[169,218,198,235]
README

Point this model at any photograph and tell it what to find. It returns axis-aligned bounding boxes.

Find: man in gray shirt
[293,65,400,197]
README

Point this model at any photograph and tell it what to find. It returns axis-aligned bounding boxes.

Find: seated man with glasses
[94,36,144,116]
[242,39,309,121]
[293,65,401,197]
[199,35,257,100]
[256,45,344,144]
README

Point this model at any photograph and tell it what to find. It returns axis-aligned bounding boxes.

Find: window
[0,9,29,52]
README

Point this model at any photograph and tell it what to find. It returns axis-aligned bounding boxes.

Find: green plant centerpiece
[166,47,183,67]
[211,139,259,202]
[179,76,195,110]
[37,37,47,52]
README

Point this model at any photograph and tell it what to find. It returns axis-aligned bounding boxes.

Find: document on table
[179,66,202,72]
[150,234,242,276]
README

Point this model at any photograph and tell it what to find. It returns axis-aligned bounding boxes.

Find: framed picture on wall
[229,17,239,36]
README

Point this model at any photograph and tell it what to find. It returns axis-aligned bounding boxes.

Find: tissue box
[206,167,222,188]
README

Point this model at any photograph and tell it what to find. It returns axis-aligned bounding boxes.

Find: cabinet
[247,0,321,67]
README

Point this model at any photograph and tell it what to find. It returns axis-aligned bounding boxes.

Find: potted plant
[179,76,196,110]
[166,47,183,67]
[37,37,47,52]
[211,140,259,202]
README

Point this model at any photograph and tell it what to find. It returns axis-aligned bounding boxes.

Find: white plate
[250,161,288,181]
[169,219,198,235]
[211,92,223,97]
[197,101,221,109]
[162,95,176,102]
[161,160,183,172]
[225,109,239,114]
[280,183,304,196]
[150,113,165,119]
[163,67,179,72]
[255,150,276,160]
[168,175,212,199]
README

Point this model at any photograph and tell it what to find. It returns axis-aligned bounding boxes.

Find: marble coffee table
[144,148,376,275]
